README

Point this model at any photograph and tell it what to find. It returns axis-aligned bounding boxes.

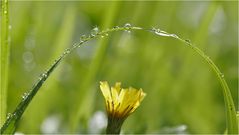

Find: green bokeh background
[5,0,238,134]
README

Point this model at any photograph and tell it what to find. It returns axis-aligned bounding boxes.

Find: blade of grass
[0,25,236,134]
[0,0,10,127]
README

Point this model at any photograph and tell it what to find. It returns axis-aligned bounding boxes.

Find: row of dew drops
[6,23,225,124]
[6,23,135,122]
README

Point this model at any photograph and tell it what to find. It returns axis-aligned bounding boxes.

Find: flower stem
[106,117,124,134]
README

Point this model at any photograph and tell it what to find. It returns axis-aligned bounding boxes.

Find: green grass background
[5,1,238,134]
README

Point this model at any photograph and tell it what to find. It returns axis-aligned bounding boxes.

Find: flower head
[100,81,146,134]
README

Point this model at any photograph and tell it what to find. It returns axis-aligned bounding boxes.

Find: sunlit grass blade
[0,0,10,127]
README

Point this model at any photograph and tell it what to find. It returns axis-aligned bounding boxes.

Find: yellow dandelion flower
[100,81,146,134]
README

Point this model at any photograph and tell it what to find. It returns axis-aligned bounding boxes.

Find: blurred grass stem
[0,0,10,127]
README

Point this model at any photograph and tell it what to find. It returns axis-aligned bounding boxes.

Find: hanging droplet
[91,27,99,36]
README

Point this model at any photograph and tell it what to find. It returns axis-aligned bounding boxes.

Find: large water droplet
[151,27,171,37]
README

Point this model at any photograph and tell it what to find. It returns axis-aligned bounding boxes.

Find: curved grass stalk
[0,25,237,134]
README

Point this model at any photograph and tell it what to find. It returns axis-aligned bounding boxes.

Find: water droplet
[91,27,99,36]
[151,27,171,37]
[7,113,12,119]
[41,73,47,78]
[101,33,109,38]
[63,48,71,55]
[113,26,119,29]
[220,73,224,78]
[185,39,191,44]
[124,23,132,33]
[124,23,131,28]
[22,92,29,100]
[170,34,179,39]
[80,35,87,41]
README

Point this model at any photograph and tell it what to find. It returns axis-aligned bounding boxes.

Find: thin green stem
[0,0,9,127]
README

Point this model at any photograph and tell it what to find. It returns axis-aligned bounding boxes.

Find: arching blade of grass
[149,29,237,134]
[0,0,10,127]
[0,25,237,134]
